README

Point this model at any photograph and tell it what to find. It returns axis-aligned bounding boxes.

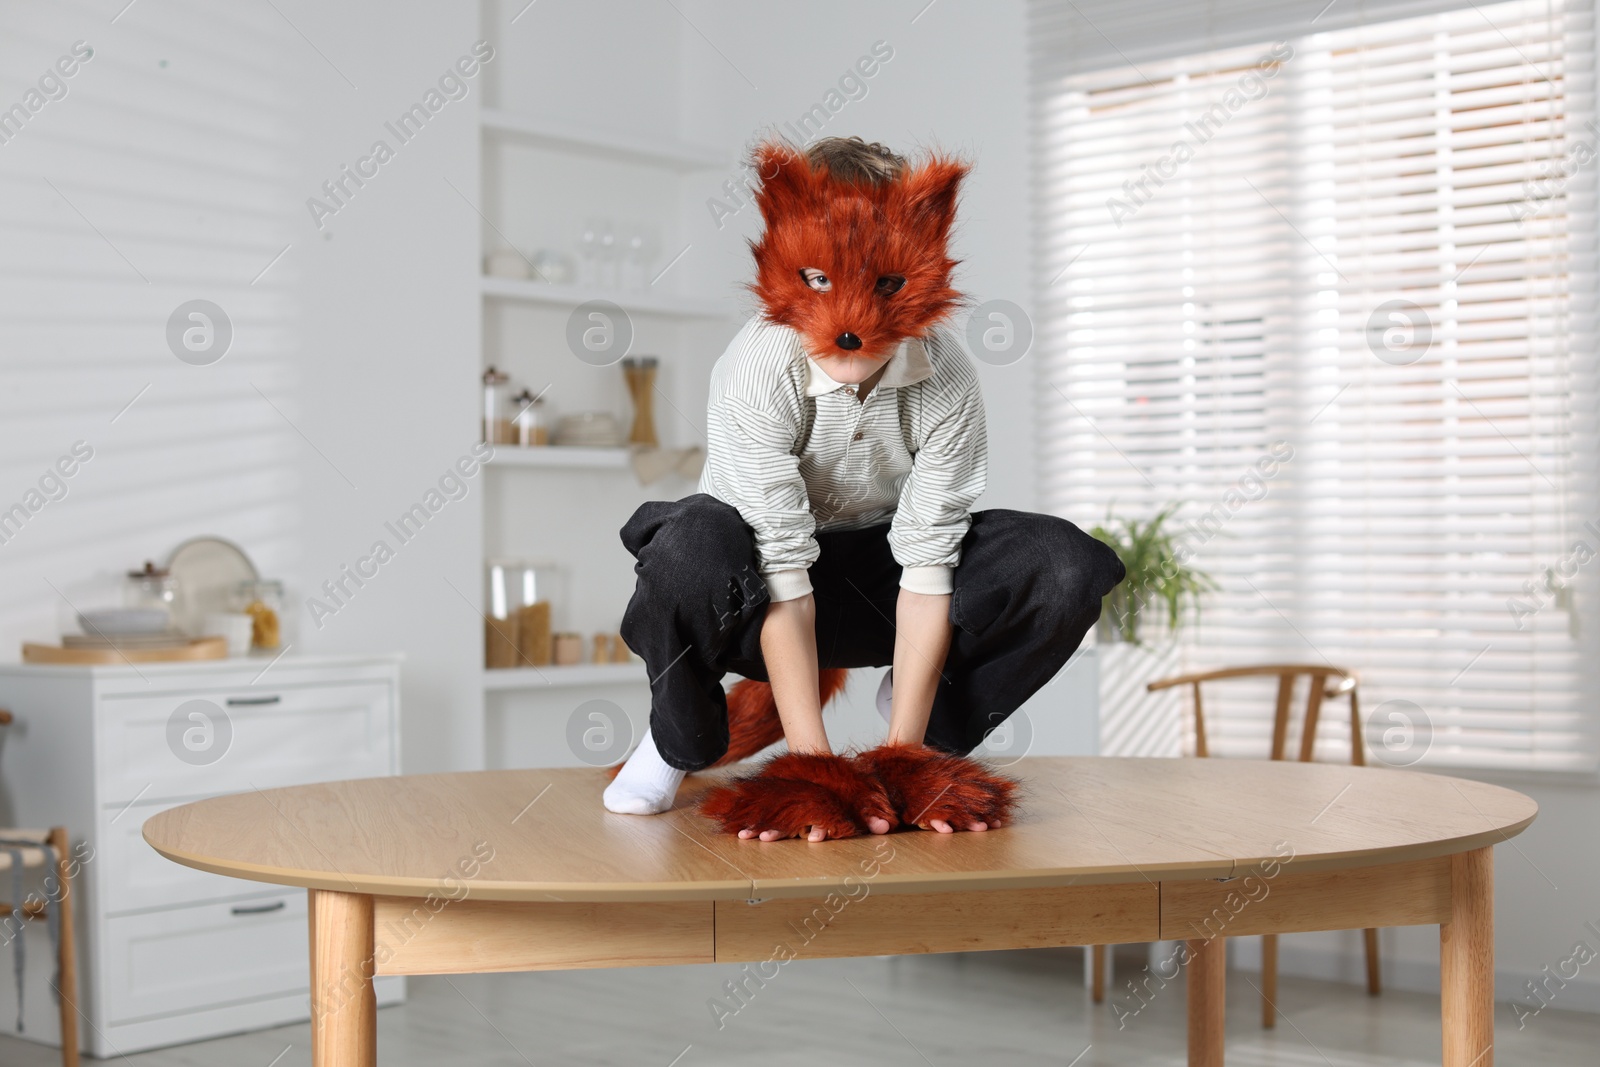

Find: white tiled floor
[2,949,1595,1065]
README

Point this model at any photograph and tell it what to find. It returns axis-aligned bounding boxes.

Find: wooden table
[143,756,1536,1066]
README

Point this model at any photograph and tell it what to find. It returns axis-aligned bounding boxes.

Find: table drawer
[97,682,395,804]
[104,891,308,1025]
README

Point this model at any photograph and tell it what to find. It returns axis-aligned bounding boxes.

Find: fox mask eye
[799,268,831,292]
[799,269,906,298]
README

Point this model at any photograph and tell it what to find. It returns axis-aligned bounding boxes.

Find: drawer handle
[231,900,287,916]
[225,695,282,706]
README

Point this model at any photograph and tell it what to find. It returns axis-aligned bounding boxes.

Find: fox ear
[750,140,820,228]
[897,156,970,242]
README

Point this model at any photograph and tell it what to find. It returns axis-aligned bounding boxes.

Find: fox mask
[746,140,970,362]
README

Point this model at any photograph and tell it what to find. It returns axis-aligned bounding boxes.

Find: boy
[603,136,1124,839]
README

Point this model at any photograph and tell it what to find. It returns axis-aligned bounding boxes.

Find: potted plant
[1091,505,1216,644]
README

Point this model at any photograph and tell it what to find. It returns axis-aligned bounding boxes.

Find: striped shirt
[699,316,988,603]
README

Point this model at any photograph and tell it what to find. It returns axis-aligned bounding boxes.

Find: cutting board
[21,636,228,665]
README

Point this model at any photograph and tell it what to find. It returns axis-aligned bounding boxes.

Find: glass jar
[124,561,177,612]
[234,579,286,650]
[511,388,549,446]
[484,560,568,670]
[482,366,512,445]
[486,560,567,622]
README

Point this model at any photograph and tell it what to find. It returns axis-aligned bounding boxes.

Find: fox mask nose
[835,332,862,351]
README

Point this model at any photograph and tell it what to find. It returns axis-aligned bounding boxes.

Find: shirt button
[852,431,864,441]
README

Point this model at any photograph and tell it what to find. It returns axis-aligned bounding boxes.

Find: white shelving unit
[481,108,726,172]
[485,444,632,469]
[481,275,734,319]
[483,662,648,692]
[476,104,738,767]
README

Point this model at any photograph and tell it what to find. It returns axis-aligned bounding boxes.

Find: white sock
[603,728,687,815]
[875,668,894,724]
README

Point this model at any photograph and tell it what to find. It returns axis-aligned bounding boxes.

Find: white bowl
[202,612,255,657]
[78,608,170,635]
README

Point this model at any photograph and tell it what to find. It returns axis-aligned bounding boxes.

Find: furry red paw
[852,743,1018,831]
[699,751,898,839]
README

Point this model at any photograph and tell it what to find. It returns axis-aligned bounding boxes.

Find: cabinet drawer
[104,892,308,1024]
[105,802,297,914]
[98,682,395,804]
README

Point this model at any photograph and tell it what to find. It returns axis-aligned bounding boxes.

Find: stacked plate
[67,608,187,649]
[552,412,625,447]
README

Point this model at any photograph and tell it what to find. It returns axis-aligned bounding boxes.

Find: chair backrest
[1147,664,1363,765]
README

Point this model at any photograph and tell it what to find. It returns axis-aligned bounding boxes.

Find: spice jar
[124,561,178,612]
[482,366,514,445]
[234,579,285,650]
[511,388,549,447]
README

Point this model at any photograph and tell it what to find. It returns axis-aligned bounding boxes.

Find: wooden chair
[0,709,79,1067]
[1088,666,1379,1026]
[1173,666,1377,1024]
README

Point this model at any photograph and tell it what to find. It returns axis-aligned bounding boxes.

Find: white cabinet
[0,654,405,1056]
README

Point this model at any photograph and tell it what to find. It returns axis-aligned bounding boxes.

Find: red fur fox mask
[746,140,970,361]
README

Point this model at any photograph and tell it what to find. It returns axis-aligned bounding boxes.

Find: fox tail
[711,669,851,767]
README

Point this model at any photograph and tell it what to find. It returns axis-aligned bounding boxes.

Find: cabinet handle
[231,900,287,916]
[225,695,282,706]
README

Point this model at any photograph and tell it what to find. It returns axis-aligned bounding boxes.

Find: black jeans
[619,494,1126,771]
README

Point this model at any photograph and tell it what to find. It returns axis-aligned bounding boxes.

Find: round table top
[142,756,1538,903]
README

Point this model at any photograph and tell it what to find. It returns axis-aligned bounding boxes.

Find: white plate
[165,536,258,638]
[77,608,171,635]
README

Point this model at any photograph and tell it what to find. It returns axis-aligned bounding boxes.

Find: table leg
[1260,933,1277,1030]
[1441,847,1493,1067]
[309,889,377,1067]
[1187,936,1225,1067]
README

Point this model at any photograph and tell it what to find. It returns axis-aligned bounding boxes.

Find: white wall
[0,0,483,774]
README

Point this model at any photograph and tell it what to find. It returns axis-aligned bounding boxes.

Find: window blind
[1033,0,1599,771]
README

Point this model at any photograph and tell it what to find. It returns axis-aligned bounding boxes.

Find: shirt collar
[802,334,934,397]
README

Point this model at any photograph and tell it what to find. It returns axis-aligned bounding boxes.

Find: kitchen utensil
[552,412,624,447]
[486,560,566,619]
[531,248,574,285]
[63,630,189,650]
[78,607,170,635]
[621,223,659,291]
[125,561,178,613]
[552,633,583,666]
[485,615,520,670]
[482,366,514,445]
[234,579,285,650]
[203,612,254,657]
[484,248,530,279]
[511,388,549,446]
[517,602,552,666]
[166,536,259,638]
[622,357,659,447]
[22,636,228,664]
